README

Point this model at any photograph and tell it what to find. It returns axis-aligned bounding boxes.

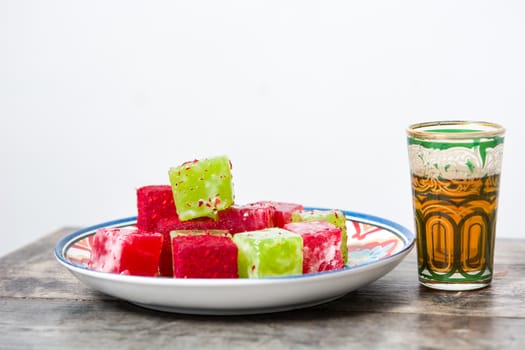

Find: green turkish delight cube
[292,209,348,264]
[168,156,234,221]
[232,228,303,278]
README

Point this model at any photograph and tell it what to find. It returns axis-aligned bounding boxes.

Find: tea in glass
[407,121,505,291]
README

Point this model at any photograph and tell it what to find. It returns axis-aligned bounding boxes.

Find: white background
[2,1,524,257]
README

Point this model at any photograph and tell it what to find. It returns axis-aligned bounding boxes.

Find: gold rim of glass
[407,121,505,140]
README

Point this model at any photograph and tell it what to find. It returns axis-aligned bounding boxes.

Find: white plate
[54,208,415,315]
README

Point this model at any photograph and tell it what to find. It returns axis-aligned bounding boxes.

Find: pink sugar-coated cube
[88,227,163,277]
[251,201,304,228]
[172,234,238,278]
[154,217,223,277]
[217,203,276,234]
[136,185,179,232]
[284,221,344,274]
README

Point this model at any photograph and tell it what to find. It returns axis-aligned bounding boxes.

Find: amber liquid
[411,174,500,284]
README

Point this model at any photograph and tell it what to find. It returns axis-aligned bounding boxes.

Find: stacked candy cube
[170,230,238,278]
[88,155,348,278]
[88,227,163,277]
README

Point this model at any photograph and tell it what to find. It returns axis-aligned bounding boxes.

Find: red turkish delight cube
[284,221,344,274]
[154,217,223,276]
[171,233,238,278]
[251,201,304,228]
[136,185,178,232]
[217,202,276,233]
[88,227,163,277]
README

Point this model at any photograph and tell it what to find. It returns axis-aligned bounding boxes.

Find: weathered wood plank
[1,298,524,350]
[1,228,524,349]
[0,228,112,301]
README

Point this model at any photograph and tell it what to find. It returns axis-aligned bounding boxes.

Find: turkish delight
[284,221,344,273]
[168,156,234,221]
[292,209,348,263]
[136,185,178,232]
[217,202,275,233]
[88,227,163,277]
[171,231,238,278]
[154,217,223,277]
[251,201,304,228]
[232,228,303,278]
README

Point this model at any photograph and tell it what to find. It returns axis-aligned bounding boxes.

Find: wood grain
[1,228,524,349]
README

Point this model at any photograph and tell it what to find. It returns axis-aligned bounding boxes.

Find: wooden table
[1,228,524,349]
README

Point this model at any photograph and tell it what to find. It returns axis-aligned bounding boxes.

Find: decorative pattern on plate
[346,220,404,267]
